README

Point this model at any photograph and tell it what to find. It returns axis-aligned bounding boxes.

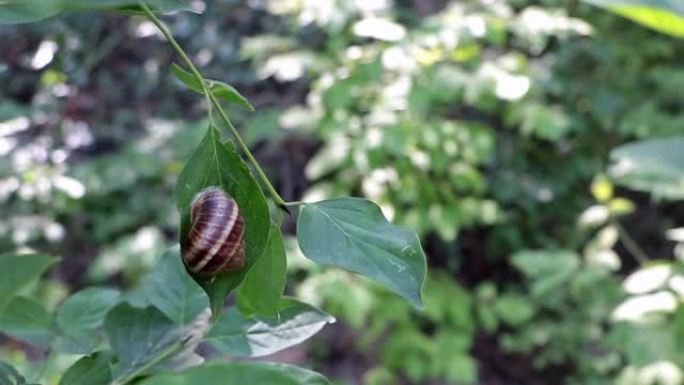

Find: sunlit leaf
[297,198,427,308]
[582,0,684,37]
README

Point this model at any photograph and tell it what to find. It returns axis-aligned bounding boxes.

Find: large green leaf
[297,198,427,308]
[139,362,331,385]
[0,253,58,312]
[609,137,684,200]
[104,303,183,379]
[59,351,114,385]
[57,288,120,332]
[171,64,255,111]
[205,298,334,357]
[0,0,196,24]
[174,125,270,316]
[582,0,684,37]
[238,222,287,319]
[142,247,209,325]
[0,296,53,346]
[53,288,120,354]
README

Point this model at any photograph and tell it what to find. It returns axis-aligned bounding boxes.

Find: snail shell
[181,187,246,276]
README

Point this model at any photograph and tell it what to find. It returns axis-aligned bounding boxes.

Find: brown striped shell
[181,187,246,276]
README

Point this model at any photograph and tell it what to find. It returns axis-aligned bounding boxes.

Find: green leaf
[0,296,53,346]
[174,126,270,316]
[0,362,35,385]
[206,298,334,357]
[0,0,60,24]
[238,222,287,319]
[56,288,120,332]
[54,288,120,354]
[171,64,255,111]
[52,330,101,355]
[142,247,209,325]
[139,362,331,385]
[0,253,58,312]
[104,303,182,378]
[511,250,580,296]
[0,0,196,25]
[59,351,114,385]
[582,0,684,37]
[297,198,427,308]
[609,137,684,200]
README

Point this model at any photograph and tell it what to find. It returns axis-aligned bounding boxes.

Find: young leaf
[174,126,270,315]
[142,247,209,325]
[0,362,35,385]
[238,222,287,319]
[0,296,53,346]
[104,303,183,379]
[297,198,427,308]
[205,298,334,357]
[59,351,114,385]
[139,362,331,385]
[0,253,58,311]
[171,64,255,111]
[53,288,120,354]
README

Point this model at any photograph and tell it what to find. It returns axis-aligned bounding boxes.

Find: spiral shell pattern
[181,187,246,276]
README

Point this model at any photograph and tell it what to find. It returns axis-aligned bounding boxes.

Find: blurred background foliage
[1,0,684,384]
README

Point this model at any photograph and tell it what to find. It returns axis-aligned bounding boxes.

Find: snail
[181,187,246,276]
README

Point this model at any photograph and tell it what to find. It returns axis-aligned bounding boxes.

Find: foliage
[1,0,684,384]
[0,1,428,384]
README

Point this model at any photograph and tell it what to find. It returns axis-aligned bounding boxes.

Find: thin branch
[140,3,290,211]
[613,219,649,265]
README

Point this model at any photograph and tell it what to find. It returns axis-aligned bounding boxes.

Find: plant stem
[613,219,649,264]
[140,3,289,211]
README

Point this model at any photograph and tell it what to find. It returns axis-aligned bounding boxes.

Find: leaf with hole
[297,198,427,308]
